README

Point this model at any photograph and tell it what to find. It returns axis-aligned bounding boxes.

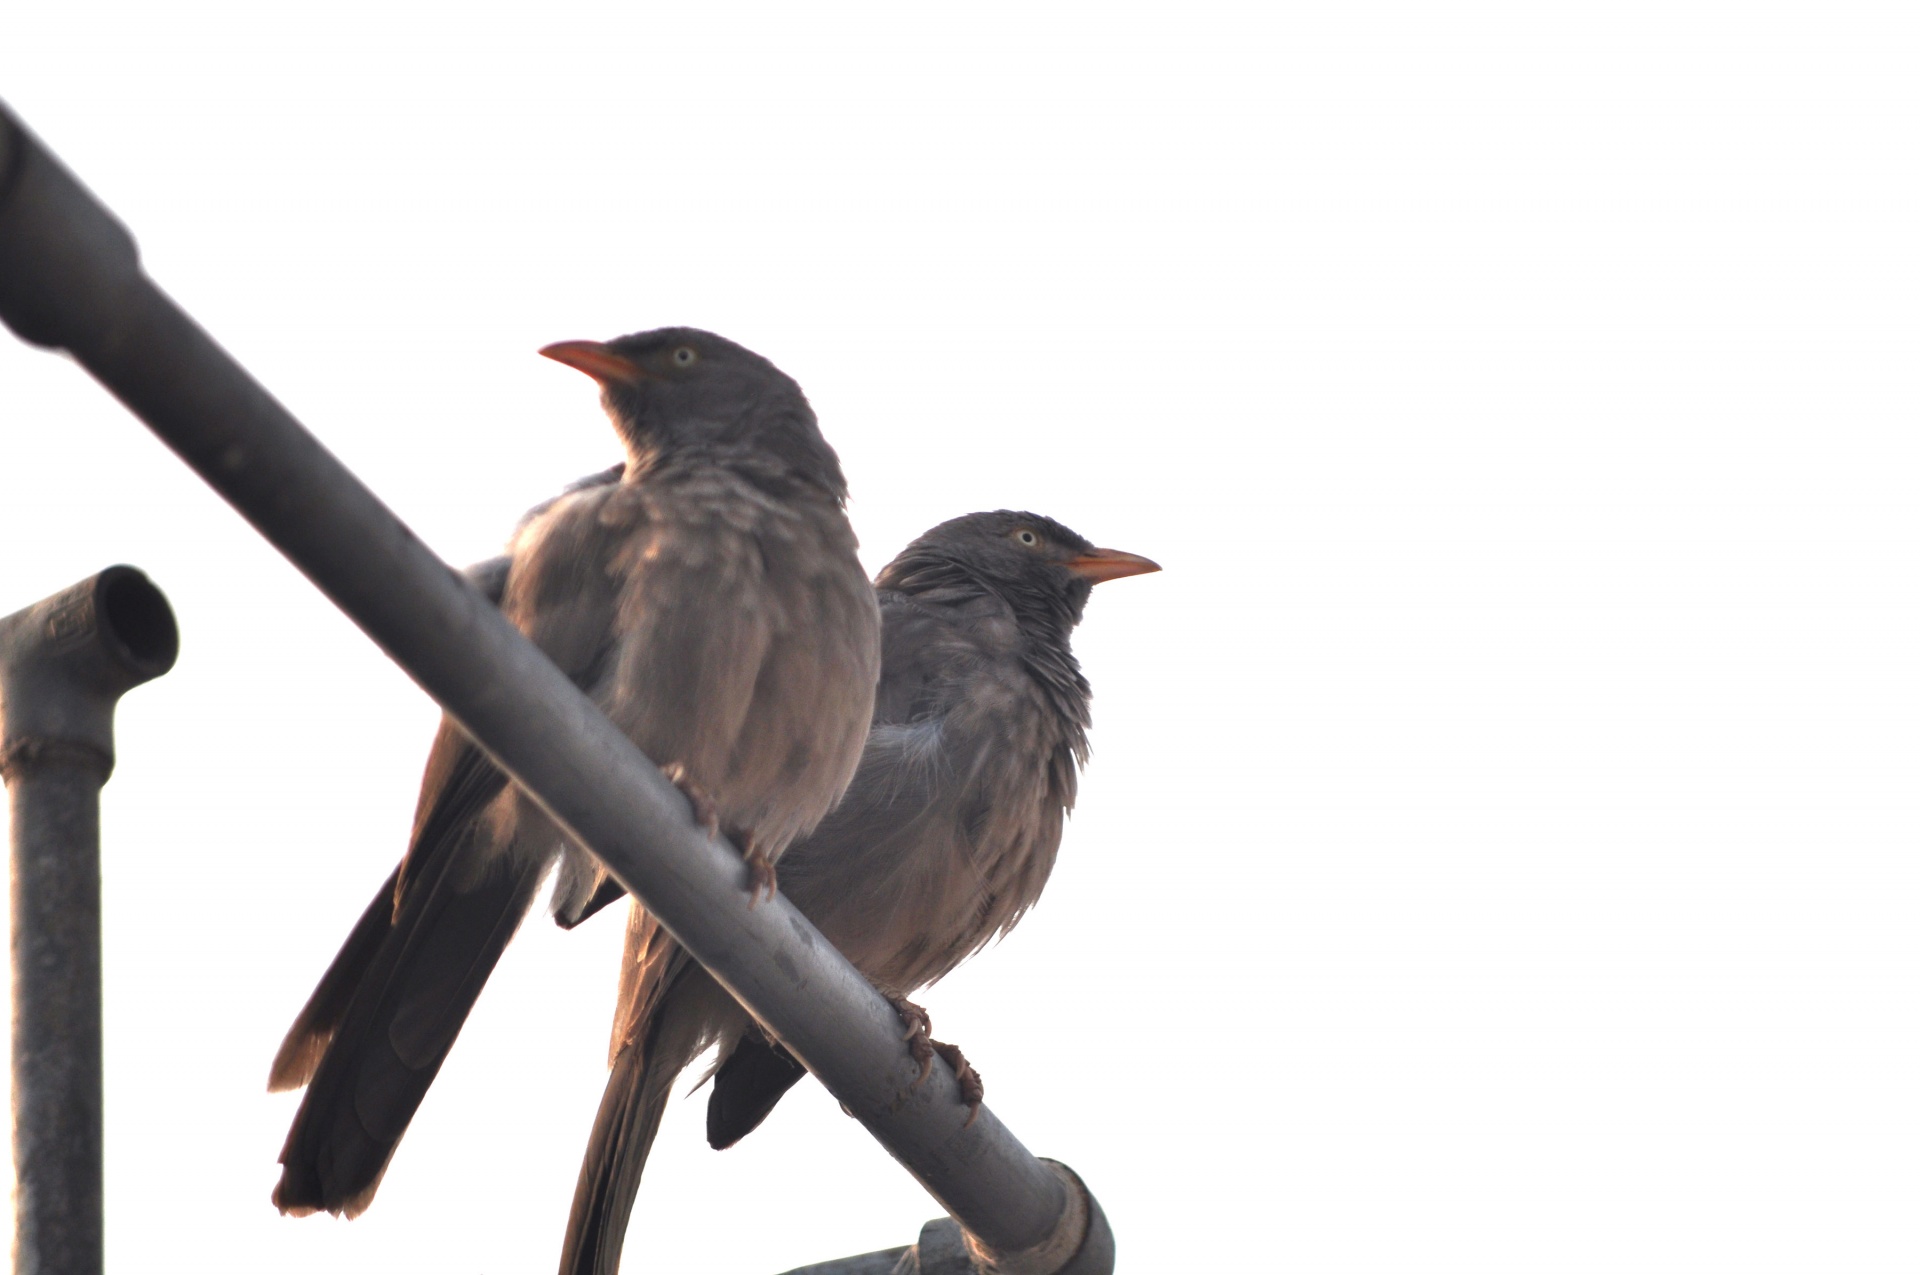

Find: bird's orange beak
[540,340,652,387]
[1065,547,1161,584]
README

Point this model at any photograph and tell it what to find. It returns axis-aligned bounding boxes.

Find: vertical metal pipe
[8,753,106,1275]
[0,568,179,1275]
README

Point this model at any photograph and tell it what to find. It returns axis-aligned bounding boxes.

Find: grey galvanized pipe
[0,101,1109,1273]
[0,567,180,1275]
[780,1165,1115,1275]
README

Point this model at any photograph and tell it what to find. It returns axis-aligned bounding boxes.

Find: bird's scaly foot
[932,1039,985,1127]
[742,835,778,908]
[661,763,719,838]
[886,993,936,1084]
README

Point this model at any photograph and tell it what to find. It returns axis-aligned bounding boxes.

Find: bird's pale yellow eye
[1016,530,1038,546]
[673,346,698,367]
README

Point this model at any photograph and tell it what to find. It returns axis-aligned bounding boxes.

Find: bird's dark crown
[592,327,848,502]
[879,510,1101,747]
[877,510,1100,633]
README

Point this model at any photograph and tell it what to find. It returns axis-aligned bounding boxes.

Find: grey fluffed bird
[267,328,881,1217]
[559,510,1158,1275]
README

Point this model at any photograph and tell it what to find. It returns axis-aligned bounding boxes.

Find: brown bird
[267,328,880,1217]
[560,509,1158,1275]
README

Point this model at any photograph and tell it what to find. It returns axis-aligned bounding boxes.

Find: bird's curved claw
[886,994,936,1084]
[743,840,778,908]
[661,763,720,839]
[932,1040,984,1126]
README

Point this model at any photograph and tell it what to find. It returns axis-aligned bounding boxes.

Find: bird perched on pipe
[267,328,881,1218]
[559,508,1158,1275]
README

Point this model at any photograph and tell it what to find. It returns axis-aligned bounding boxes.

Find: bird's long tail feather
[559,971,717,1275]
[268,865,401,1093]
[272,847,546,1216]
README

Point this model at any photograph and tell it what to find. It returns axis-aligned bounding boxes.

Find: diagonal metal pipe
[0,101,1111,1273]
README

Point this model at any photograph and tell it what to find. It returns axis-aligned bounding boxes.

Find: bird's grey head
[877,510,1160,632]
[540,327,848,501]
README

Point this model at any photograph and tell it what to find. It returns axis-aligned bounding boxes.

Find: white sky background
[2,2,1918,1271]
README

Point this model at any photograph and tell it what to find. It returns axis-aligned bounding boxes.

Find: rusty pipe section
[1,566,179,1275]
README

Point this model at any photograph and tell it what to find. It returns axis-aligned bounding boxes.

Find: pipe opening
[97,567,178,675]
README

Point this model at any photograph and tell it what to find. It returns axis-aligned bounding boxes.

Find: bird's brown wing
[267,720,508,1092]
[706,1031,807,1149]
[610,902,691,1065]
[867,588,959,725]
[397,721,510,900]
[272,486,628,1210]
